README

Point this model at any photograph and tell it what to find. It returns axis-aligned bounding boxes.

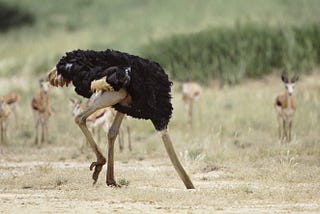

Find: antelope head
[69,98,82,117]
[39,78,50,95]
[281,70,299,97]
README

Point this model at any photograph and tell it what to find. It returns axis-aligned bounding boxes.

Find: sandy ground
[0,145,319,214]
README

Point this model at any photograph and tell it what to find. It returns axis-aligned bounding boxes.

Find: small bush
[117,178,130,187]
[55,177,68,186]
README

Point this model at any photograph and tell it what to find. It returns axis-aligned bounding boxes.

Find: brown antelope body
[0,99,11,144]
[3,92,19,128]
[31,79,52,144]
[182,82,201,126]
[274,70,299,143]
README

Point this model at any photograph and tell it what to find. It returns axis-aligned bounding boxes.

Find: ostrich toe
[106,179,121,188]
[90,159,106,185]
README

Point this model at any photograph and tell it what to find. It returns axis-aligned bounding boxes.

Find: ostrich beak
[47,67,58,86]
[47,67,70,87]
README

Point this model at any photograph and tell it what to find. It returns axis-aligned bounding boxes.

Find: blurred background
[1,0,320,83]
[0,0,320,174]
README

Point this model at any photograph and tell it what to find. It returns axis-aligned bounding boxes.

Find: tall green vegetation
[142,25,320,84]
[1,0,320,82]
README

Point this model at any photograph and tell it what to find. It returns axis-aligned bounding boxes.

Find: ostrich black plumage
[48,49,195,189]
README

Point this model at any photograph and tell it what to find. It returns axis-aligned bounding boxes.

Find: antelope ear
[281,69,288,83]
[291,73,299,83]
[69,98,76,104]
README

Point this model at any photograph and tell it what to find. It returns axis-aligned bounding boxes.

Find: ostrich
[47,49,195,189]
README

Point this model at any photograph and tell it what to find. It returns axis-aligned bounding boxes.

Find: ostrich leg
[106,112,125,187]
[118,129,124,152]
[160,129,195,189]
[75,89,127,184]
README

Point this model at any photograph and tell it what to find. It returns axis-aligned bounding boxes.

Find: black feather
[56,49,173,131]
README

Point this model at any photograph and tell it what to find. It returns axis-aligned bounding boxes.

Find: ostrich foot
[106,179,121,188]
[89,158,106,185]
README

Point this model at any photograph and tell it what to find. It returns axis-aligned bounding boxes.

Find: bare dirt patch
[0,145,319,213]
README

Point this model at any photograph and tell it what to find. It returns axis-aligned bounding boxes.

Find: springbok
[181,82,201,126]
[274,70,299,143]
[3,92,19,128]
[31,78,52,144]
[0,98,11,144]
[70,97,132,152]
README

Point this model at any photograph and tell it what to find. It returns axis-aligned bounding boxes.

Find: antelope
[70,97,132,152]
[31,78,52,144]
[181,82,201,126]
[274,70,299,144]
[0,98,11,144]
[3,92,19,128]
